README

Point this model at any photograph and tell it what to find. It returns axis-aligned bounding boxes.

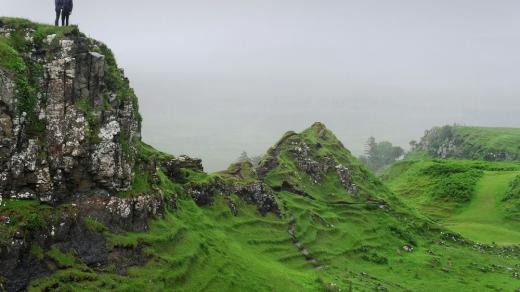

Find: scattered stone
[0,215,10,224]
[403,244,414,252]
[44,33,56,45]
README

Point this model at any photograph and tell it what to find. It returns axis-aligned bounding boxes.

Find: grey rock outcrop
[181,174,280,216]
[229,182,280,216]
[0,25,140,202]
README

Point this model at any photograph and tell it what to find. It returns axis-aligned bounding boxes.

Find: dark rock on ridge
[161,155,203,182]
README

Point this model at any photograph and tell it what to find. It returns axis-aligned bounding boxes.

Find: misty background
[3,1,520,171]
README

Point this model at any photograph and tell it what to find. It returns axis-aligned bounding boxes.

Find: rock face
[181,175,280,216]
[75,193,165,233]
[0,193,163,292]
[228,182,280,216]
[0,21,157,291]
[0,24,140,203]
[257,123,358,195]
[161,156,204,182]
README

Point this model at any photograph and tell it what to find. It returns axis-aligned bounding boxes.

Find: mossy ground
[0,199,76,237]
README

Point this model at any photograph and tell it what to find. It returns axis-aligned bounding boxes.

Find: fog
[3,1,520,171]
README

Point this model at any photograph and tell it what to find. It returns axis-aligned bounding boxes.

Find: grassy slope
[385,159,520,246]
[28,195,520,292]
[30,198,319,291]
[19,125,519,291]
[445,171,520,245]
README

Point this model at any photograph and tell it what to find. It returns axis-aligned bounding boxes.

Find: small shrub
[47,246,76,268]
[389,226,417,246]
[30,244,45,260]
[361,253,388,265]
[421,163,468,176]
[428,170,482,202]
[84,217,107,233]
[25,213,46,231]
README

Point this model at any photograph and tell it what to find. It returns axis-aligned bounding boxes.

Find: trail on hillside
[445,171,520,245]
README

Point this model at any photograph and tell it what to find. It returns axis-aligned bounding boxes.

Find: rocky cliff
[0,18,140,203]
[0,18,158,291]
[0,19,284,291]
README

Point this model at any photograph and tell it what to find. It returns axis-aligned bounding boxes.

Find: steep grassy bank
[445,171,520,245]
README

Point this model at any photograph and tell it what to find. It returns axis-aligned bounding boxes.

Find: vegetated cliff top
[409,124,520,161]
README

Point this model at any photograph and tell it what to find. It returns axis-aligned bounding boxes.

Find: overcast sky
[3,1,520,171]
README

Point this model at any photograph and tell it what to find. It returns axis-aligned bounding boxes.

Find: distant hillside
[410,125,520,161]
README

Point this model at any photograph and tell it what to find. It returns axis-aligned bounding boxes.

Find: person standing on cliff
[61,0,73,26]
[54,0,64,26]
[55,0,73,26]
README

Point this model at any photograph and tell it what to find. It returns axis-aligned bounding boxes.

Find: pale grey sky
[3,1,520,171]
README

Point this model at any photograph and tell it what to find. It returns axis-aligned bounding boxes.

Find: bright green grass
[445,171,520,245]
[30,197,323,292]
[384,160,520,218]
[29,195,520,291]
[28,192,520,291]
[386,160,520,245]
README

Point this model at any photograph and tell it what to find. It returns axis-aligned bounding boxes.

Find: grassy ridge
[411,125,520,161]
[455,126,520,158]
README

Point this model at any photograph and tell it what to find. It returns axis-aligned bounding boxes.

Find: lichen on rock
[0,20,140,201]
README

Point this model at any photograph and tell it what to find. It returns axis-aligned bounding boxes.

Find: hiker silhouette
[55,0,73,26]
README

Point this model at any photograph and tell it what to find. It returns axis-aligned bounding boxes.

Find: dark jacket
[62,0,73,13]
[55,0,64,11]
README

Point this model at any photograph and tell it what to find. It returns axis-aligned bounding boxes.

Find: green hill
[26,124,520,291]
[410,125,520,161]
